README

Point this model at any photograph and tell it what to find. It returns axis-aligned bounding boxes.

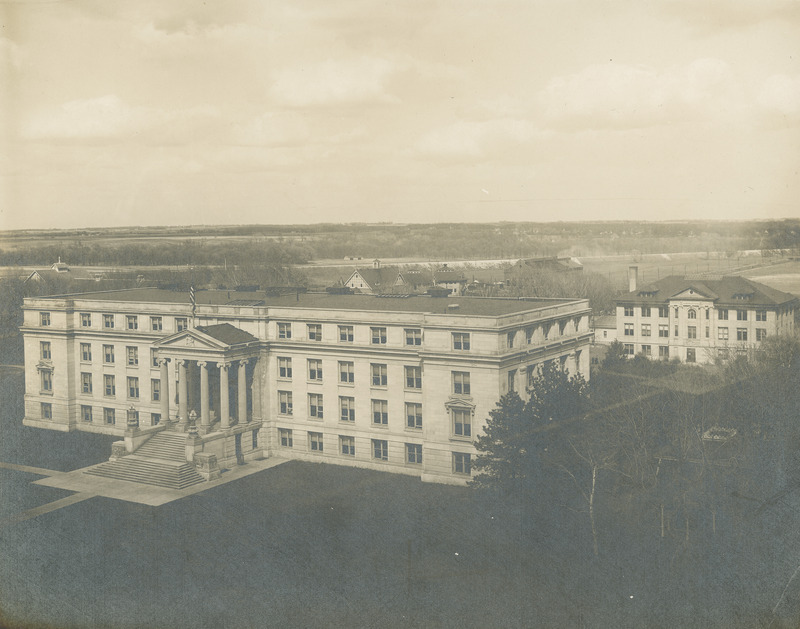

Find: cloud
[540,58,742,129]
[232,112,310,146]
[22,95,219,142]
[271,56,399,107]
[415,118,539,158]
[758,74,800,116]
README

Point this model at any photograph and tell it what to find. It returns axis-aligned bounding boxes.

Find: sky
[1,0,799,230]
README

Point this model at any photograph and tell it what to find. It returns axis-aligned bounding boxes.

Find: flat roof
[32,288,585,317]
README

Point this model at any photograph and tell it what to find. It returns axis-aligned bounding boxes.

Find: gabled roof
[619,275,797,307]
[434,267,466,283]
[345,266,400,291]
[195,323,258,345]
[397,270,430,286]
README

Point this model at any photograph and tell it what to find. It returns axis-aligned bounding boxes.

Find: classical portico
[153,323,261,435]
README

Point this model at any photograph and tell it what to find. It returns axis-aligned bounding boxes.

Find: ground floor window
[81,405,92,422]
[641,345,651,357]
[340,435,355,456]
[279,428,293,447]
[151,412,161,426]
[41,402,52,419]
[406,443,422,464]
[453,452,471,475]
[252,430,258,449]
[104,408,115,425]
[623,343,634,357]
[658,346,669,359]
[309,431,324,452]
[686,348,696,363]
[372,439,388,461]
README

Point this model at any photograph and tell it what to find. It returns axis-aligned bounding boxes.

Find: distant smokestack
[628,266,638,293]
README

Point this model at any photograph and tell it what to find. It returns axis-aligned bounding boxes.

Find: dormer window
[733,293,753,301]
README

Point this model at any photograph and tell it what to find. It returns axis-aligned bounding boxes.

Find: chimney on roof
[628,266,638,293]
[373,259,381,269]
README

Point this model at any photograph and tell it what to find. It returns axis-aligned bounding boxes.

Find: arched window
[688,309,697,319]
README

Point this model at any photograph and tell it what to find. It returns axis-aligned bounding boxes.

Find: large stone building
[22,288,592,485]
[616,268,797,364]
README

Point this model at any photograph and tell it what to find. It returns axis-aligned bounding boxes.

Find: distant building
[433,264,468,296]
[25,259,106,284]
[616,267,797,363]
[344,259,399,294]
[21,288,592,485]
[394,269,431,293]
[505,257,583,287]
[592,315,618,344]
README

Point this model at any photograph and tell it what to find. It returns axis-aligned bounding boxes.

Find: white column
[219,362,230,428]
[159,358,170,422]
[178,359,188,422]
[238,359,249,424]
[198,361,210,428]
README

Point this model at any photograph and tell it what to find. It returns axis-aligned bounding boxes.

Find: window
[756,328,767,341]
[406,402,422,429]
[126,346,138,366]
[307,324,322,341]
[686,348,696,363]
[175,317,188,332]
[278,357,292,379]
[718,327,729,340]
[372,399,388,425]
[718,309,728,320]
[641,324,651,337]
[658,346,669,360]
[103,344,115,364]
[41,370,53,392]
[507,369,517,392]
[756,310,767,322]
[371,363,387,387]
[104,408,115,424]
[308,359,323,381]
[309,432,324,452]
[309,394,323,419]
[452,371,471,395]
[81,313,91,327]
[658,306,668,318]
[126,315,138,330]
[453,408,472,437]
[737,328,748,342]
[624,307,634,317]
[41,402,52,419]
[452,332,471,351]
[507,331,515,348]
[405,366,422,389]
[103,314,114,329]
[278,322,292,339]
[252,430,257,449]
[737,310,748,321]
[150,316,163,331]
[81,372,92,394]
[127,377,139,399]
[338,325,354,342]
[40,341,51,360]
[279,428,293,447]
[405,328,422,346]
[40,312,51,326]
[641,345,651,357]
[104,375,115,397]
[339,361,355,384]
[718,348,730,360]
[372,439,388,461]
[151,349,159,368]
[705,326,710,338]
[371,327,387,344]
[152,413,161,426]
[81,405,92,422]
[80,343,92,362]
[406,443,422,464]
[674,326,679,337]
[453,452,471,475]
[623,344,634,356]
[687,326,697,339]
[658,324,669,338]
[340,436,355,456]
[624,323,634,336]
[641,307,651,318]
[151,379,161,401]
[340,396,355,422]
[279,391,293,415]
[674,308,679,318]
[688,309,697,319]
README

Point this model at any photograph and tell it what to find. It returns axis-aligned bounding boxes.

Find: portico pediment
[671,286,716,301]
[153,323,260,361]
[154,329,230,351]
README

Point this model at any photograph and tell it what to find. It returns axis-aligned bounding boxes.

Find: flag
[190,285,196,316]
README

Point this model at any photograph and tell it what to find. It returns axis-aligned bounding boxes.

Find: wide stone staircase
[85,432,205,490]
